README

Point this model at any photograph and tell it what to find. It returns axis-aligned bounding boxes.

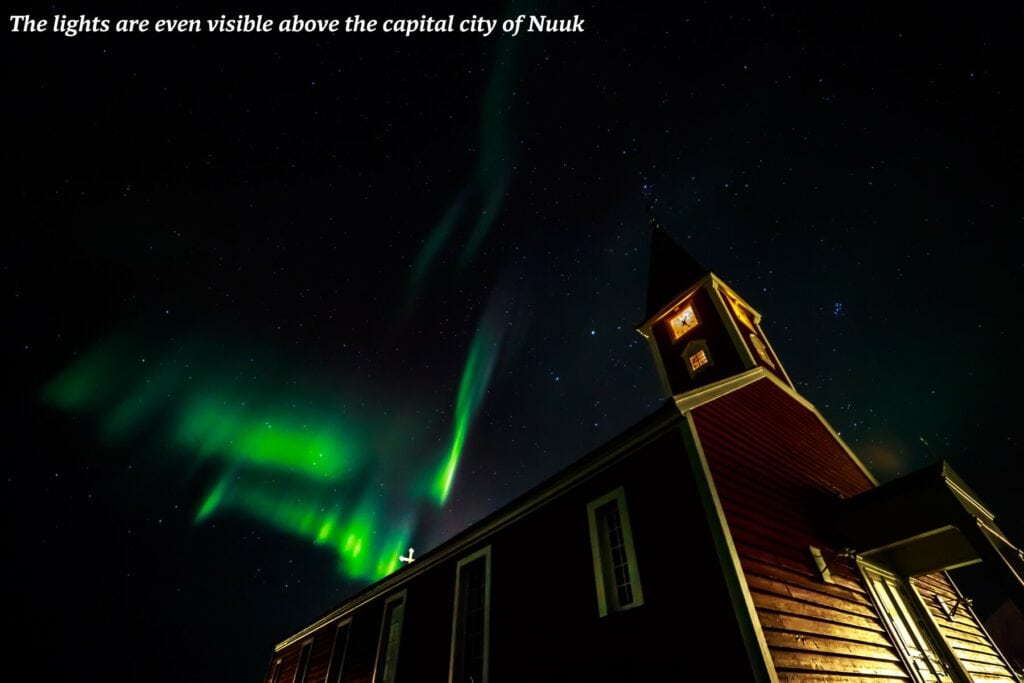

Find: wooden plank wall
[261,375,1020,682]
[692,379,916,682]
[268,648,296,683]
[911,573,1018,682]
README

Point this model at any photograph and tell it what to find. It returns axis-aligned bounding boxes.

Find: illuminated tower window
[681,340,713,379]
[666,303,699,340]
[748,334,776,369]
[587,487,644,617]
[727,295,755,329]
[689,350,709,372]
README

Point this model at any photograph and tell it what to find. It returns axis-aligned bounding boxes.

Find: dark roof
[644,225,709,319]
[839,460,1024,608]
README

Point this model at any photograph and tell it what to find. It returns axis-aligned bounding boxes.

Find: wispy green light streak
[43,313,507,581]
[177,396,359,480]
[195,476,229,522]
[459,40,517,266]
[42,340,128,411]
[405,17,529,297]
[194,474,407,580]
[408,190,468,294]
[433,302,504,503]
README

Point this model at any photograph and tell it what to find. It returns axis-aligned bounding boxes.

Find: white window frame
[324,617,353,683]
[268,657,283,683]
[587,486,645,617]
[293,638,314,683]
[448,545,492,683]
[858,558,957,683]
[372,590,407,683]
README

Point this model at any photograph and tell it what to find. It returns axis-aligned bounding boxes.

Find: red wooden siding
[266,618,363,683]
[691,378,915,681]
[267,648,296,683]
[304,631,336,683]
[911,573,1018,682]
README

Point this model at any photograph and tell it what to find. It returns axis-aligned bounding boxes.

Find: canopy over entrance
[839,461,1024,610]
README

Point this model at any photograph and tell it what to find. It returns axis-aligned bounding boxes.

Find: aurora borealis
[6,4,1022,681]
[43,300,504,580]
[404,14,525,302]
[433,292,506,503]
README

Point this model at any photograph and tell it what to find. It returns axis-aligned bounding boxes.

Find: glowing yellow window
[689,350,709,372]
[748,334,776,369]
[728,296,754,329]
[667,304,699,340]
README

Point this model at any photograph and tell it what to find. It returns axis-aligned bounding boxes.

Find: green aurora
[40,17,522,581]
[43,314,502,581]
[432,307,504,503]
[404,15,527,304]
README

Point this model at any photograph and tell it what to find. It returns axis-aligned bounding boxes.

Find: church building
[263,227,1023,682]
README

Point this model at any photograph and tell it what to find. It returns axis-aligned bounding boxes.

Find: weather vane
[399,547,416,565]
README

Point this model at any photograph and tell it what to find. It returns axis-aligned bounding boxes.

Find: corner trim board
[679,410,778,682]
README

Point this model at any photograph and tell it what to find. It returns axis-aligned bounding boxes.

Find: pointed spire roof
[644,225,709,319]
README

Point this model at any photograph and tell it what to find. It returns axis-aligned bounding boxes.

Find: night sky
[5,3,1022,680]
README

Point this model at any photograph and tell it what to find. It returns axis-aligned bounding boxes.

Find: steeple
[645,225,709,319]
[636,226,793,398]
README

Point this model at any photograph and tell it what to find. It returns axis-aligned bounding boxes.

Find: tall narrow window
[587,487,644,617]
[374,592,406,683]
[860,561,953,682]
[294,640,313,683]
[325,619,352,683]
[449,546,492,683]
[268,658,283,683]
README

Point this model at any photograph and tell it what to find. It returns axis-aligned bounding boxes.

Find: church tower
[636,226,793,397]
